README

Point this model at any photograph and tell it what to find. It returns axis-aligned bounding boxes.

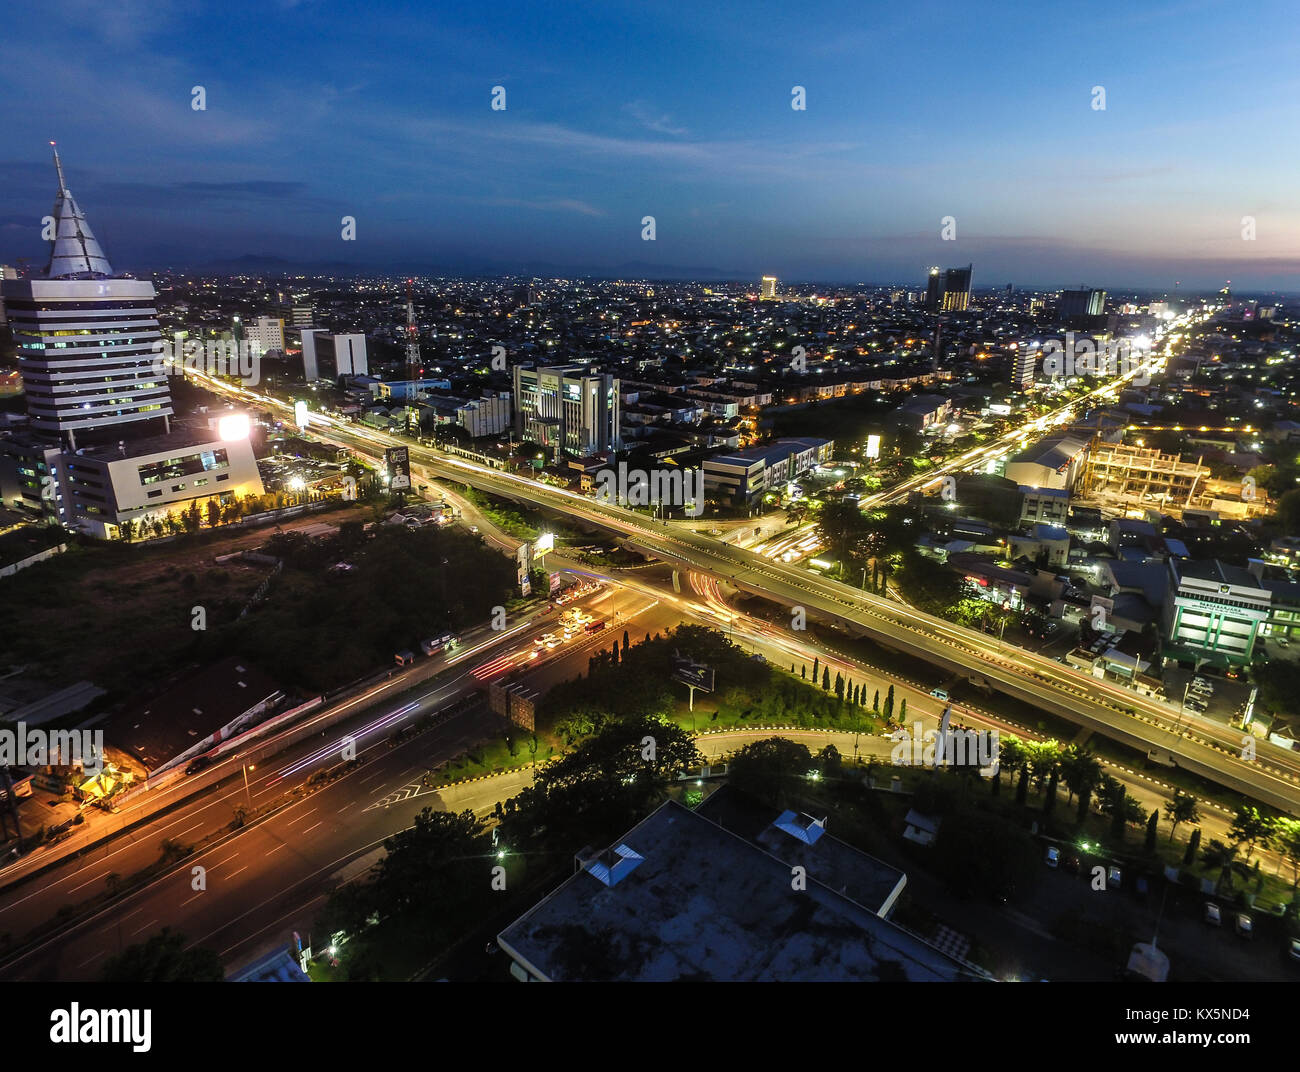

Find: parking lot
[1161,664,1251,728]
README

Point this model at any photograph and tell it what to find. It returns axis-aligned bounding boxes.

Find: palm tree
[1062,748,1102,823]
[1164,790,1201,843]
[1096,776,1129,842]
[1201,839,1241,893]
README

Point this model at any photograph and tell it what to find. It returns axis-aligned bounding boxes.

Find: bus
[421,633,457,656]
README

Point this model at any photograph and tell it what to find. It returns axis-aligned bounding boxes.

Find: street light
[243,763,255,807]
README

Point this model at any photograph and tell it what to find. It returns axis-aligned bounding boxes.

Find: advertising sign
[385,446,411,491]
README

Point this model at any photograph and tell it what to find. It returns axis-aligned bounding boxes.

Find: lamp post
[243,763,255,808]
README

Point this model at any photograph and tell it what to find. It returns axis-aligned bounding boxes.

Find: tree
[872,689,879,714]
[1144,810,1159,854]
[822,666,831,691]
[882,684,895,724]
[1060,746,1101,821]
[800,664,806,680]
[812,656,819,683]
[1278,488,1300,537]
[206,498,220,528]
[1228,805,1275,865]
[834,673,845,702]
[1200,839,1241,892]
[1183,826,1202,867]
[1276,819,1300,888]
[898,697,907,724]
[102,927,223,981]
[1096,776,1130,841]
[1164,790,1201,843]
[622,629,630,654]
[728,737,813,809]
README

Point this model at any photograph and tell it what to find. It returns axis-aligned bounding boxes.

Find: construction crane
[404,278,420,435]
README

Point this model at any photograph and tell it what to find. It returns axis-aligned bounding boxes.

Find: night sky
[1,0,1297,289]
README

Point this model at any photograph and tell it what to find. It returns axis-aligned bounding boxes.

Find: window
[147,490,162,499]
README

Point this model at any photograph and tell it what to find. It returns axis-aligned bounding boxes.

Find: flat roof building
[497,799,987,982]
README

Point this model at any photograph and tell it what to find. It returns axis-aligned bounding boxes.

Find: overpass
[191,365,1300,816]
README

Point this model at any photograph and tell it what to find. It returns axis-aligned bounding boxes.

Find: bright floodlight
[287,476,305,491]
[217,412,250,441]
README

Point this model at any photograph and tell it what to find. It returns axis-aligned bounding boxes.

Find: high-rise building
[2,148,171,450]
[924,266,971,312]
[760,276,778,301]
[512,365,620,457]
[924,268,942,312]
[1058,288,1106,319]
[244,316,285,357]
[1010,348,1036,390]
[0,147,263,538]
[302,331,368,381]
[280,302,314,328]
[940,265,972,312]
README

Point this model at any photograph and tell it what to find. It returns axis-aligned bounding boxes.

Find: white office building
[302,331,368,381]
[512,365,620,456]
[243,316,285,357]
[2,149,171,450]
[0,147,263,538]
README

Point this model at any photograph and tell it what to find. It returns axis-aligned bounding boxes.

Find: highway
[184,325,1300,818]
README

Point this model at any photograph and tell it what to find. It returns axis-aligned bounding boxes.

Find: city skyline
[1,1,1298,290]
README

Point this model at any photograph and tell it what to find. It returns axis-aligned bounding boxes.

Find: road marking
[131,917,159,936]
[66,870,111,894]
[302,822,323,835]
[76,950,106,969]
[264,841,287,854]
[180,891,205,907]
[227,866,248,879]
[284,810,316,826]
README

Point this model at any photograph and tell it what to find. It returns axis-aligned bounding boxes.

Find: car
[1045,846,1060,868]
[1063,852,1081,875]
[545,636,562,649]
[469,525,479,534]
[1107,865,1122,889]
[1288,937,1300,962]
[931,688,950,701]
[1186,700,1208,714]
[1204,902,1222,926]
[534,636,547,647]
[1235,913,1253,939]
[185,755,214,776]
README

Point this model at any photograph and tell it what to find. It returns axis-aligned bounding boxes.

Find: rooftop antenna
[50,140,68,194]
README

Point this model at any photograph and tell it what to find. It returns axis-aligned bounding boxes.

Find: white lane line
[130,917,159,936]
[284,810,316,826]
[66,871,111,895]
[301,822,323,835]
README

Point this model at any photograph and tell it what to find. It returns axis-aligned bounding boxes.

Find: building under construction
[1080,442,1269,519]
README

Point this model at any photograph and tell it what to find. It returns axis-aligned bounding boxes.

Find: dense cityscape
[0,0,1296,1047]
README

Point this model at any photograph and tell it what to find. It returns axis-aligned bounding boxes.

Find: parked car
[931,688,950,701]
[1235,913,1253,939]
[185,755,213,776]
[1045,846,1060,869]
[1063,852,1081,875]
[1107,865,1122,889]
[1288,937,1300,962]
[1204,902,1222,926]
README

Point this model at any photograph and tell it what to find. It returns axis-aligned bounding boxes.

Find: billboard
[385,446,411,491]
[865,434,881,460]
[549,571,562,595]
[294,400,309,430]
[672,655,715,693]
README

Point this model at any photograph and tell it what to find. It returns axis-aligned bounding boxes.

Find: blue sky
[1,0,1298,289]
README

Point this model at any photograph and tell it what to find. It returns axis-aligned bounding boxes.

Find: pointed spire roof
[45,142,113,279]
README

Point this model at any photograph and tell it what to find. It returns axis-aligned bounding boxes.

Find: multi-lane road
[183,323,1300,817]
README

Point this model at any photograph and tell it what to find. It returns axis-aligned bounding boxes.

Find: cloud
[623,101,687,136]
